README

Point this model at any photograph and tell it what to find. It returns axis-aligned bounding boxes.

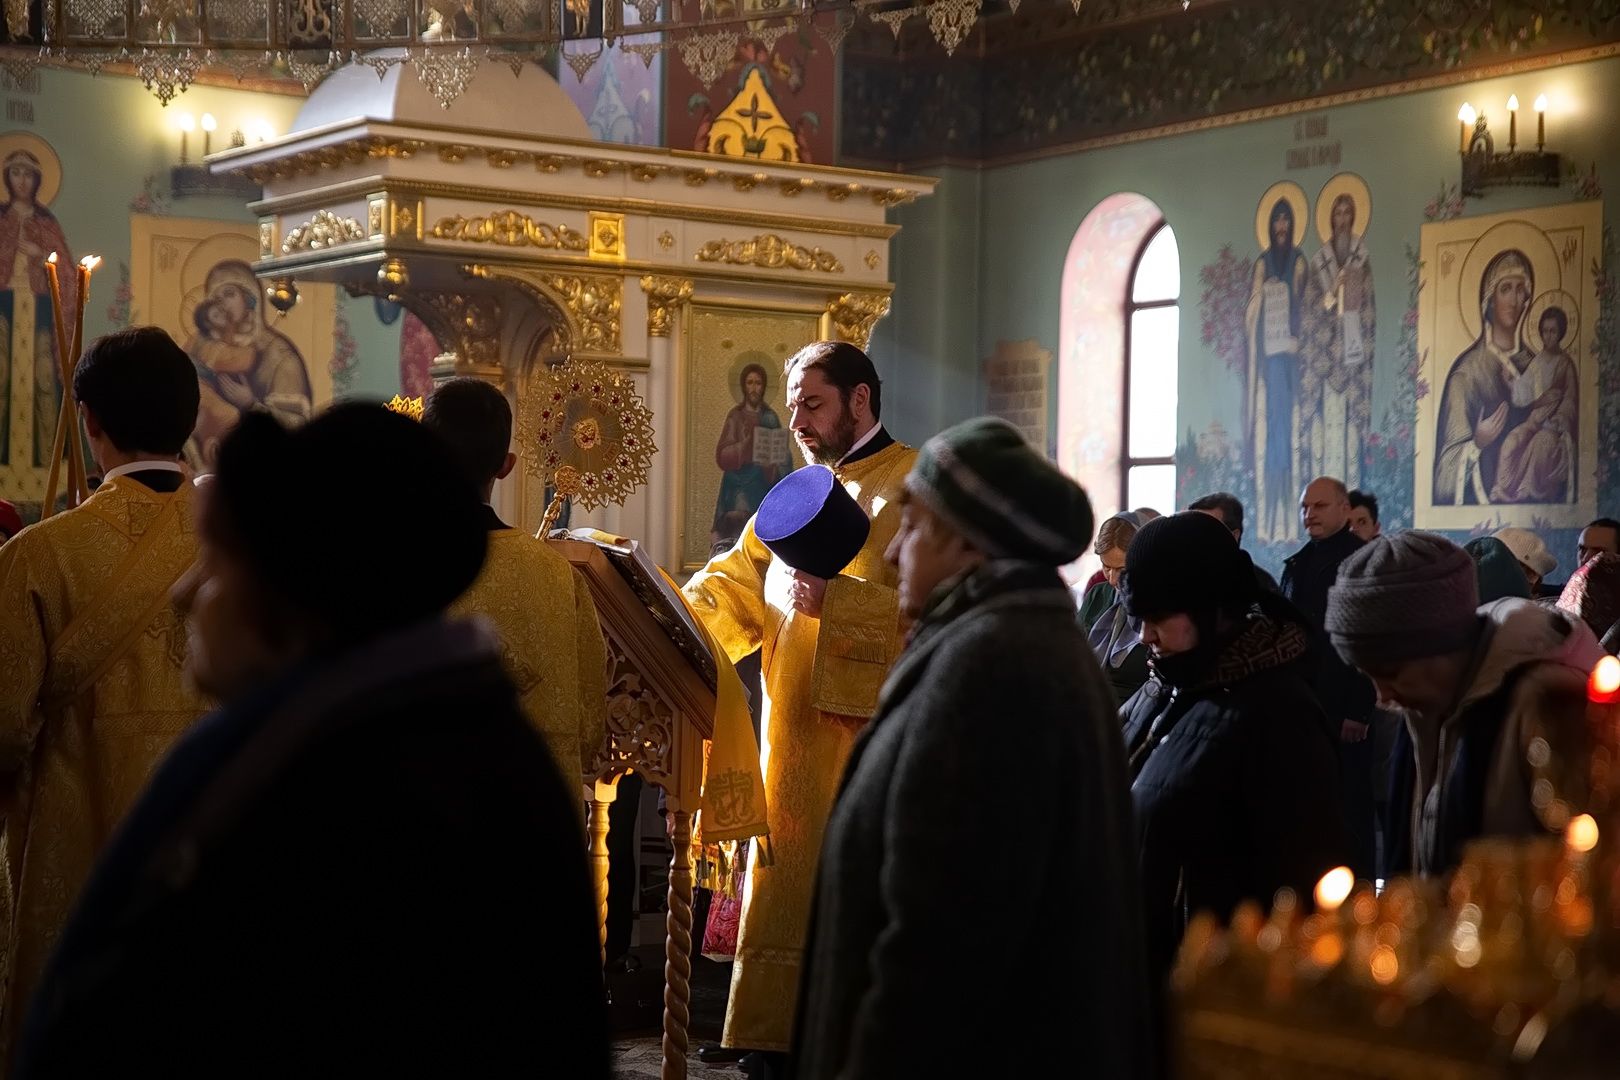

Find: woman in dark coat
[16,405,611,1079]
[1119,511,1343,984]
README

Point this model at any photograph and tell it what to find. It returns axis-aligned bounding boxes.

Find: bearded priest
[683,342,915,1077]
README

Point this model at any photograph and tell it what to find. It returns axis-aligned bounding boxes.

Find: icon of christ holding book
[712,356,793,549]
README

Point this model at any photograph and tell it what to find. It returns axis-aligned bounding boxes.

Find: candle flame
[200,113,217,132]
[178,112,195,132]
[79,255,101,272]
[1568,814,1600,853]
[1590,656,1620,699]
[1314,867,1354,912]
[1535,94,1549,113]
[1507,94,1520,111]
[46,252,57,265]
[1459,102,1477,124]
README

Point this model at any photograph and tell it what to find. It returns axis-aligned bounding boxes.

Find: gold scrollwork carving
[366,196,386,240]
[281,209,367,254]
[544,273,623,353]
[588,635,675,787]
[694,233,844,274]
[429,210,588,251]
[640,275,693,338]
[403,290,505,375]
[438,143,474,163]
[827,291,891,349]
[872,188,917,208]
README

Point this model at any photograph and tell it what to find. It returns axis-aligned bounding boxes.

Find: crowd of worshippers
[1,325,1616,1079]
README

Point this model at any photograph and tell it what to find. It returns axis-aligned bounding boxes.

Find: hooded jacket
[1386,598,1604,878]
[1121,607,1343,983]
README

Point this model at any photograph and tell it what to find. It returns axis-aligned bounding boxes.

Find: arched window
[1122,222,1180,515]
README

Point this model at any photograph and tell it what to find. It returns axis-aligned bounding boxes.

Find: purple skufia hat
[755,465,870,579]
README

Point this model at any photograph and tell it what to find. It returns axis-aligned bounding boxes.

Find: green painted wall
[885,53,1620,574]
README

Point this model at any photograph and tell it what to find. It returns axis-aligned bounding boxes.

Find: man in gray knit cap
[1325,530,1605,879]
[792,417,1153,1080]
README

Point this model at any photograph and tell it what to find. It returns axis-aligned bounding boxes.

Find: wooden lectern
[553,538,715,1080]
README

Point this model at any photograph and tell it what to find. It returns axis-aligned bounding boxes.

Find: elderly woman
[1081,511,1151,704]
[1560,552,1620,653]
[16,404,610,1078]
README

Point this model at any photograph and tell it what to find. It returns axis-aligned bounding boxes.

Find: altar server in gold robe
[426,377,609,786]
[684,342,915,1070]
[0,327,206,1060]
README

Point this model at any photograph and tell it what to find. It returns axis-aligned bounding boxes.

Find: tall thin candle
[41,253,76,518]
[67,256,100,502]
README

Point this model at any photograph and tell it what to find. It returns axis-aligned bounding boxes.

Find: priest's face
[887,493,982,619]
[787,365,858,466]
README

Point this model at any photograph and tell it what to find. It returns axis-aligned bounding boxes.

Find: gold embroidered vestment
[451,530,609,784]
[683,439,915,1051]
[0,477,209,1061]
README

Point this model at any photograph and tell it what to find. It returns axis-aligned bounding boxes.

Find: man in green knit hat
[790,416,1154,1080]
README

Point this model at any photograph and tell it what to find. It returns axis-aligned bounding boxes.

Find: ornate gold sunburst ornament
[518,357,656,537]
[383,394,425,421]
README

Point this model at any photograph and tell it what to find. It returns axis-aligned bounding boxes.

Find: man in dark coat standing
[15,405,610,1079]
[790,417,1154,1080]
[1281,476,1377,878]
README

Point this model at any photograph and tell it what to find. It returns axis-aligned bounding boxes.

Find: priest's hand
[789,569,828,618]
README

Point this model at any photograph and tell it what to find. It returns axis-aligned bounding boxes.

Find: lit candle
[1535,94,1548,151]
[201,113,216,157]
[1507,94,1519,151]
[177,111,195,163]
[41,253,75,518]
[1458,102,1477,156]
[1314,867,1354,913]
[1589,656,1620,703]
[68,256,100,502]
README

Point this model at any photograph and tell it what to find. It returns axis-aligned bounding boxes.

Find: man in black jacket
[791,418,1154,1080]
[1281,476,1377,879]
[16,405,611,1079]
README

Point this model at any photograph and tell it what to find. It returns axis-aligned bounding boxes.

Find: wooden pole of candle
[41,253,74,520]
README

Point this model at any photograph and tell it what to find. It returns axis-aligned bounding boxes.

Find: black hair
[1187,492,1244,536]
[1348,489,1380,524]
[72,326,200,456]
[210,403,487,641]
[1588,517,1620,534]
[785,341,882,421]
[422,377,513,489]
[1540,305,1569,339]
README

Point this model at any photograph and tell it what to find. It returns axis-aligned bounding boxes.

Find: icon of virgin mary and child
[1433,249,1579,506]
[184,260,313,471]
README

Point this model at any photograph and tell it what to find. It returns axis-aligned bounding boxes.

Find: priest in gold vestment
[684,343,915,1065]
[0,328,206,1062]
[425,378,609,784]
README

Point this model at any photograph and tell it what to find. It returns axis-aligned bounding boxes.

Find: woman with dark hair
[15,403,610,1079]
[1119,511,1342,984]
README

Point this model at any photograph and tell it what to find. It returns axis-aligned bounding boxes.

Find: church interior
[8,0,1620,1077]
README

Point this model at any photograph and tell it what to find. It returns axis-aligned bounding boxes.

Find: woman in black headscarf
[17,404,610,1079]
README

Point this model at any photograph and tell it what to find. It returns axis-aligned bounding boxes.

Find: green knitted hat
[906,416,1094,564]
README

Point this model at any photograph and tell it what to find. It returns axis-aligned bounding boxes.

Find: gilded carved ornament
[827,291,892,349]
[430,210,589,251]
[258,220,274,257]
[640,275,693,338]
[473,265,624,355]
[281,209,367,254]
[589,211,626,261]
[694,233,843,274]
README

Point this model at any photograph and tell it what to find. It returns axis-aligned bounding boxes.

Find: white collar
[103,460,185,484]
[839,423,884,465]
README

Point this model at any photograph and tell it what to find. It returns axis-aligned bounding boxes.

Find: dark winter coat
[1281,523,1376,724]
[791,561,1155,1080]
[17,618,610,1080]
[1122,611,1344,982]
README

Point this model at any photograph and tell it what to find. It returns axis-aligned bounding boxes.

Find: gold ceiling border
[281,208,366,254]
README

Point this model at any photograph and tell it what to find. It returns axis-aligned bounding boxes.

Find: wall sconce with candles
[170,110,266,200]
[1458,93,1560,198]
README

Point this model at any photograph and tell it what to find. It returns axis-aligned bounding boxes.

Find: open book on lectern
[553,528,718,693]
